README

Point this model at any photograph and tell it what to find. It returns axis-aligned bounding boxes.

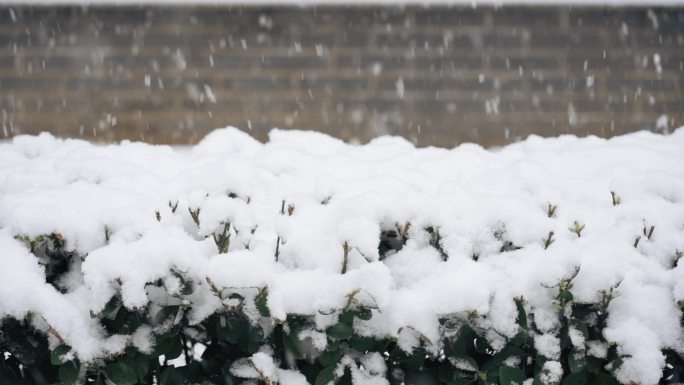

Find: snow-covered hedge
[1,128,683,385]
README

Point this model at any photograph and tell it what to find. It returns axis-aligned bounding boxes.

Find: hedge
[1,129,684,385]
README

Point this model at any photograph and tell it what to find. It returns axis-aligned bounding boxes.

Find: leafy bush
[2,130,684,385]
[1,230,682,385]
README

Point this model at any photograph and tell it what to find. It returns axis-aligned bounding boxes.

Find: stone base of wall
[1,6,682,147]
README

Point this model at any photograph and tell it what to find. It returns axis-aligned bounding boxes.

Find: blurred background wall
[0,5,682,147]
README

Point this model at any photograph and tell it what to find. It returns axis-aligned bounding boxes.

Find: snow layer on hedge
[1,128,684,384]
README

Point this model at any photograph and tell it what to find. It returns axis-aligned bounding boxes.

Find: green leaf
[156,334,183,360]
[438,365,454,383]
[215,316,238,344]
[406,368,440,385]
[236,320,263,355]
[51,345,71,365]
[493,344,525,363]
[159,366,183,385]
[315,366,336,385]
[561,370,586,385]
[593,373,620,385]
[452,378,476,385]
[446,325,478,356]
[154,305,180,325]
[499,366,525,385]
[283,331,303,360]
[255,288,271,317]
[131,355,150,381]
[515,299,528,330]
[606,357,625,372]
[508,331,529,348]
[104,361,138,385]
[327,340,340,352]
[94,373,105,385]
[339,310,354,326]
[441,367,477,385]
[452,355,478,372]
[474,337,491,353]
[101,295,121,316]
[228,293,245,306]
[338,366,353,385]
[354,307,373,321]
[180,280,194,295]
[327,323,354,340]
[558,290,573,305]
[585,356,602,374]
[319,350,342,367]
[568,351,586,373]
[570,320,589,339]
[58,360,80,385]
[400,350,426,370]
[249,323,264,344]
[350,335,376,352]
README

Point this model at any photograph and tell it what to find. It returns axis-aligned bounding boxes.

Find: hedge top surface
[1,127,683,385]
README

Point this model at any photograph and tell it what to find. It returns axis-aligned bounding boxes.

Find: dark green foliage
[16,233,77,293]
[1,235,682,385]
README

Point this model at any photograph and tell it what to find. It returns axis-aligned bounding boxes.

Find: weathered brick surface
[0,5,682,147]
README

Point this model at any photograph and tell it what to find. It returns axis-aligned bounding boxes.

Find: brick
[529,79,573,91]
[378,78,495,91]
[342,8,410,26]
[413,9,485,26]
[301,78,368,91]
[225,78,294,91]
[260,56,327,69]
[376,34,456,48]
[0,56,14,68]
[0,78,55,90]
[64,78,139,90]
[566,56,638,71]
[414,56,483,70]
[479,34,524,47]
[569,9,620,27]
[490,8,561,26]
[491,57,558,70]
[530,32,606,47]
[195,55,254,69]
[606,78,676,92]
[337,55,412,70]
[0,5,681,148]
[342,99,408,111]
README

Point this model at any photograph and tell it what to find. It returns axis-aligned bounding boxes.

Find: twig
[168,200,179,213]
[568,220,585,237]
[46,323,66,345]
[213,221,231,253]
[611,191,621,206]
[643,223,655,240]
[341,241,350,274]
[188,208,201,226]
[547,203,557,218]
[543,231,555,249]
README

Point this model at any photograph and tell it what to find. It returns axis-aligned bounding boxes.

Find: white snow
[231,351,308,385]
[3,0,684,5]
[1,127,683,385]
[539,361,563,384]
[534,334,561,360]
[395,78,405,100]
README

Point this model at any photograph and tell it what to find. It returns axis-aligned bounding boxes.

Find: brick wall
[0,5,682,147]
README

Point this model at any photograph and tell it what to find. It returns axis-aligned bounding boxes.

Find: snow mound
[1,127,683,384]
